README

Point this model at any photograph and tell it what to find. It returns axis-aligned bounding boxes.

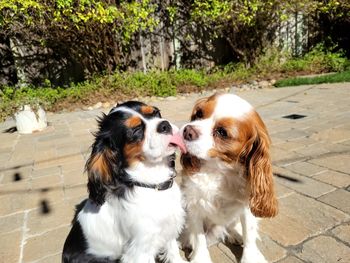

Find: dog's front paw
[190,258,212,263]
[173,259,188,263]
[240,248,267,263]
[227,231,243,246]
[190,254,213,263]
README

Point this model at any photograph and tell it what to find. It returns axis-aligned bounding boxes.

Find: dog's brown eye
[215,127,228,138]
[191,109,203,121]
[128,125,144,142]
[196,109,203,118]
[195,109,203,119]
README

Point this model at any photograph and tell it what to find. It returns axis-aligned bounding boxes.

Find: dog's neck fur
[126,158,175,185]
[181,160,249,210]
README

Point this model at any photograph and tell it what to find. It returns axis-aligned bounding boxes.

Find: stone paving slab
[313,170,350,188]
[331,223,350,245]
[318,189,350,214]
[273,166,336,198]
[260,192,349,246]
[0,82,350,262]
[295,235,350,263]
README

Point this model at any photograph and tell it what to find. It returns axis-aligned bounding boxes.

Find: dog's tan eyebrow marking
[141,106,154,115]
[125,116,142,128]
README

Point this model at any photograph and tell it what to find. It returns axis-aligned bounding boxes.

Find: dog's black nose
[183,125,199,141]
[157,120,172,135]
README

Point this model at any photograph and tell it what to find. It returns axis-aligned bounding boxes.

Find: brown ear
[243,114,278,218]
[85,149,115,205]
[86,150,114,183]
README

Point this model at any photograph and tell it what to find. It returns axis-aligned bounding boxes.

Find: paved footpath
[0,83,350,263]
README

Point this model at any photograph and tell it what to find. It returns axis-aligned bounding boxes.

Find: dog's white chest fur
[78,184,184,260]
[181,166,248,225]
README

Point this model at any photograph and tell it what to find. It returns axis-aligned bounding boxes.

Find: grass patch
[275,70,350,87]
[0,69,223,121]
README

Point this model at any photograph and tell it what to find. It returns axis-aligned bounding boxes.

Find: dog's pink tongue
[169,133,187,153]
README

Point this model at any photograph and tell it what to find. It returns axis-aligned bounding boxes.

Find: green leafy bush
[254,47,286,74]
[221,63,255,82]
[0,69,213,121]
[282,44,348,73]
[1,45,349,122]
[121,71,176,97]
[243,43,349,76]
[0,0,158,82]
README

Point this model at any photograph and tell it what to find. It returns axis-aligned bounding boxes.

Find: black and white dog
[62,101,187,263]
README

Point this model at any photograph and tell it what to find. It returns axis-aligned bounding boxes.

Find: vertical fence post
[9,38,27,86]
[159,21,165,71]
[139,31,147,73]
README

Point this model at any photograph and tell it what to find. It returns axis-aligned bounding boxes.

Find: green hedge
[1,45,349,122]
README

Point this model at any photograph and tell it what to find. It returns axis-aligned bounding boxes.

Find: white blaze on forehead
[110,106,146,122]
[214,94,253,119]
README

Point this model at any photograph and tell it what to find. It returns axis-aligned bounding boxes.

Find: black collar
[132,177,174,191]
[120,172,176,191]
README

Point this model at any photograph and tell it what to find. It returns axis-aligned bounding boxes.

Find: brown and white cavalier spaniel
[179,93,278,263]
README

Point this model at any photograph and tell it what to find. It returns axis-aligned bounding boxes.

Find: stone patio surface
[0,83,350,263]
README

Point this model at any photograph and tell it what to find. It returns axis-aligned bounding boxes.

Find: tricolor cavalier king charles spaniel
[179,93,278,263]
[62,101,187,263]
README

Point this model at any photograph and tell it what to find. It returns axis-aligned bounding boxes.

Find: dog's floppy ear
[241,113,278,218]
[85,145,118,205]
